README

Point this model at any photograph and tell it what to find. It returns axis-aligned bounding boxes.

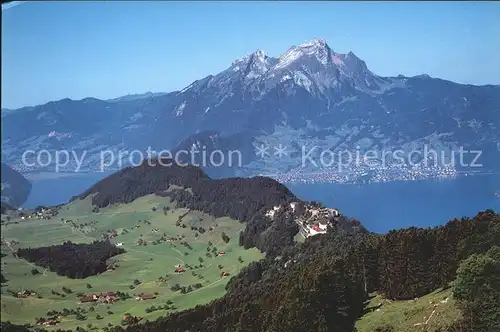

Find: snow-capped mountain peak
[275,39,334,70]
[2,38,499,179]
[189,39,384,99]
[230,49,277,79]
[251,49,266,61]
[298,38,328,48]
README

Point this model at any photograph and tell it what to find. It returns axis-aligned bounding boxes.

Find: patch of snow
[123,124,141,130]
[467,119,482,130]
[293,71,313,92]
[275,48,304,70]
[299,39,327,48]
[175,101,187,117]
[130,112,143,121]
[232,55,249,65]
[246,72,262,79]
[280,74,292,82]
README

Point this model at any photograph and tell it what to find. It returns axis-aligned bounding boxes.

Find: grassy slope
[1,194,263,330]
[356,288,461,332]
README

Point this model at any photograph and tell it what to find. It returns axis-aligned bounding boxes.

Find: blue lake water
[288,174,500,233]
[23,171,113,208]
[23,172,499,234]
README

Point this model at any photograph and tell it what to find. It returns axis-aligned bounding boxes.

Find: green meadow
[1,195,263,330]
[356,289,460,332]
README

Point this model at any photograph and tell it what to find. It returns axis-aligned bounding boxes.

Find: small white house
[328,208,339,217]
[116,242,123,247]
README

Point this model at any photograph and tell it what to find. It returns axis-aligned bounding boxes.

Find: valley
[0,161,498,332]
[2,3,499,331]
[1,195,263,330]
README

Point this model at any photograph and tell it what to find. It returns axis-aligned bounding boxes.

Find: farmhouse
[136,293,156,301]
[79,294,96,303]
[17,290,37,298]
[37,317,59,326]
[175,265,185,273]
[78,292,118,304]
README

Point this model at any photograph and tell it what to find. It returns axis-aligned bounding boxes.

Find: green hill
[1,194,263,330]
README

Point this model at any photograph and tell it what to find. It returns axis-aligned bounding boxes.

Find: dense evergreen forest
[79,158,298,254]
[0,322,32,332]
[3,160,498,331]
[3,211,499,332]
[16,241,125,279]
[160,177,299,255]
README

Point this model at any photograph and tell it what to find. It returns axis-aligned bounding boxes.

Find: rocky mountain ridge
[2,39,499,183]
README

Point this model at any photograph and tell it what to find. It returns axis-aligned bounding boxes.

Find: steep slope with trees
[88,210,498,332]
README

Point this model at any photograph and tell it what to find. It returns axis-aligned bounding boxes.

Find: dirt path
[124,246,185,265]
[5,241,39,270]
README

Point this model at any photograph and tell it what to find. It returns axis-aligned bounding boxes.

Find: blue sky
[2,1,499,109]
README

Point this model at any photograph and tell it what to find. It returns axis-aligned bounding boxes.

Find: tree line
[78,158,298,254]
[2,210,498,332]
[104,210,498,332]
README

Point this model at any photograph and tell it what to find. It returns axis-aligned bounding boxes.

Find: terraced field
[0,195,263,330]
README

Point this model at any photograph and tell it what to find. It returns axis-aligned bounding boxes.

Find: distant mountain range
[2,39,499,183]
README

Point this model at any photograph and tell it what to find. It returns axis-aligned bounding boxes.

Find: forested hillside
[3,159,498,332]
[92,210,497,332]
[78,158,299,254]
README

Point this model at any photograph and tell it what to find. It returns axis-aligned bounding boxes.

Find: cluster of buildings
[78,291,119,304]
[102,230,118,239]
[16,290,39,298]
[264,201,340,238]
[19,207,59,220]
[174,265,186,273]
[297,205,339,238]
[36,317,59,326]
[271,155,459,184]
[135,293,157,301]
